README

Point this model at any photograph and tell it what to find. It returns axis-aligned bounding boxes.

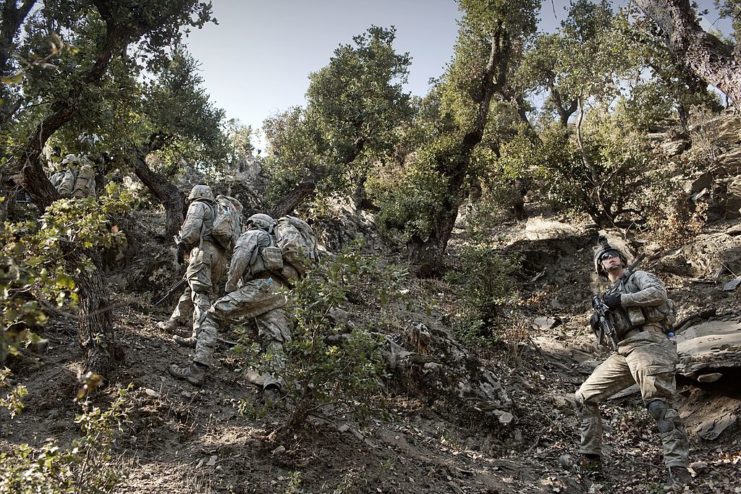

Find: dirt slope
[1,217,739,494]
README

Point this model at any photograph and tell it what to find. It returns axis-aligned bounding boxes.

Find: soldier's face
[600,252,622,271]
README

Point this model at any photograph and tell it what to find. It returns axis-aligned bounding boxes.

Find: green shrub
[444,244,517,348]
[236,245,406,430]
[0,184,132,363]
[0,385,132,493]
[0,368,27,418]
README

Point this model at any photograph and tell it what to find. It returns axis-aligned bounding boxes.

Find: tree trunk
[130,153,184,237]
[13,3,121,375]
[551,88,578,127]
[76,254,118,375]
[635,0,741,106]
[269,181,316,218]
[407,22,510,276]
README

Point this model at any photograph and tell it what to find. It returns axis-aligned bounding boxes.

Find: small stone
[271,445,286,455]
[513,429,523,443]
[338,424,350,433]
[559,454,574,469]
[697,372,723,383]
[497,412,514,426]
[533,316,560,330]
[143,388,159,398]
[723,278,741,291]
[206,455,217,467]
[689,460,708,474]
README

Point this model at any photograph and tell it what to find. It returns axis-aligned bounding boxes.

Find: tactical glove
[176,243,187,265]
[603,293,622,309]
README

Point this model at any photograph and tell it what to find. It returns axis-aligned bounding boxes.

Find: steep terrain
[1,208,739,493]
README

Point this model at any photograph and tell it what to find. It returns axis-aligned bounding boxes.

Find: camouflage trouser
[168,240,226,336]
[193,277,291,388]
[574,328,689,468]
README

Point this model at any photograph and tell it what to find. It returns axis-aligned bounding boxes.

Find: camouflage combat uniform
[50,154,97,198]
[193,227,291,389]
[71,161,96,198]
[575,269,689,469]
[167,190,227,337]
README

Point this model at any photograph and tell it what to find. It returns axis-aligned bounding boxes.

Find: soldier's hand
[603,293,621,309]
[176,243,187,265]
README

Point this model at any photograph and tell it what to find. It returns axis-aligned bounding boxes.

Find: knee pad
[647,399,677,433]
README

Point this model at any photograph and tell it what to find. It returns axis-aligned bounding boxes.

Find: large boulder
[676,319,741,379]
[655,232,741,278]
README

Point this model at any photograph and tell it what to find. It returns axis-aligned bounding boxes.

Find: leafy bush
[444,244,517,347]
[0,386,132,493]
[369,133,461,242]
[1,184,132,364]
[0,368,28,418]
[535,116,652,226]
[236,245,406,430]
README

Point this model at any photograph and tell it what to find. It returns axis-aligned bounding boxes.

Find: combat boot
[664,466,691,492]
[578,454,603,480]
[173,335,196,348]
[168,362,206,386]
[156,319,181,333]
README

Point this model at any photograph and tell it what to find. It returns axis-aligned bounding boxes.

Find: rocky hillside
[1,118,740,494]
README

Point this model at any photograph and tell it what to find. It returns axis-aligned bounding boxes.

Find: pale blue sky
[185,0,732,138]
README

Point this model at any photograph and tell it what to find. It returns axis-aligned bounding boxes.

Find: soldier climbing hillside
[157,185,227,346]
[169,213,294,399]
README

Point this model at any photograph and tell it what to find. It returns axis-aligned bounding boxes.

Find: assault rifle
[154,278,186,307]
[592,295,618,351]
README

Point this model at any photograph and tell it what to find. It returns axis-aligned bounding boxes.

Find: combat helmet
[246,213,276,234]
[593,236,628,278]
[188,184,214,202]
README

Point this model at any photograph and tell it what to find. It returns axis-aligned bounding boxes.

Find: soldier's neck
[607,268,624,283]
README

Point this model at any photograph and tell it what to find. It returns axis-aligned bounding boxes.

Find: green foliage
[263,106,328,203]
[1,0,221,205]
[615,81,676,132]
[1,185,133,362]
[444,244,517,347]
[0,385,132,494]
[264,26,412,204]
[716,0,741,43]
[0,226,49,363]
[0,368,28,418]
[280,246,406,429]
[533,113,652,225]
[370,134,461,242]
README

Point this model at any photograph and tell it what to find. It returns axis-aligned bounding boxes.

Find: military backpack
[209,195,243,251]
[273,215,319,280]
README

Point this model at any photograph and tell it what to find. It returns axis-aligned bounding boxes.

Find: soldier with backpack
[157,185,233,344]
[575,237,691,491]
[49,154,97,198]
[169,213,316,395]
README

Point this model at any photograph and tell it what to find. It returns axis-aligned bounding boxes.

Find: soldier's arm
[178,202,207,247]
[226,244,250,293]
[620,271,667,307]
